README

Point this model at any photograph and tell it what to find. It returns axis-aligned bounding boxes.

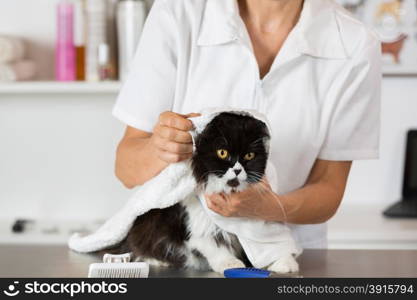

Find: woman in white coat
[113,0,381,249]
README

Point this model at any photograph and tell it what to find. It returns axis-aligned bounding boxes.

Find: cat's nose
[234,169,242,176]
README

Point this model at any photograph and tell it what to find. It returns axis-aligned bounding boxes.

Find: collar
[197,0,349,60]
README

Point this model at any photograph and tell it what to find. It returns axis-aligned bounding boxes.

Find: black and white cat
[106,112,299,273]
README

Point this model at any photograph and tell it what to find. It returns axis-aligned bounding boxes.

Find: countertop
[328,205,417,249]
[0,245,416,278]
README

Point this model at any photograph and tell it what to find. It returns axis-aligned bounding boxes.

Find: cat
[105,112,299,274]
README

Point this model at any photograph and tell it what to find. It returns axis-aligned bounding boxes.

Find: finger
[184,113,201,118]
[206,197,229,216]
[220,193,239,207]
[260,177,272,189]
[153,136,193,154]
[165,141,193,154]
[157,150,192,164]
[225,194,242,211]
[256,179,273,193]
[208,194,228,207]
[155,125,193,143]
[159,112,194,131]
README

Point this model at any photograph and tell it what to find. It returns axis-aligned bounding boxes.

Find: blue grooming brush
[224,268,271,278]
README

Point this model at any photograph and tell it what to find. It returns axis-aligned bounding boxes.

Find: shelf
[0,81,122,95]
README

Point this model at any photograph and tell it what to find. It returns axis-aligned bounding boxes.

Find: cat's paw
[267,255,299,273]
[211,258,245,274]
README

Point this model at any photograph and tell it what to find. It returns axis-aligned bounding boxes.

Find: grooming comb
[224,267,271,278]
[88,253,149,278]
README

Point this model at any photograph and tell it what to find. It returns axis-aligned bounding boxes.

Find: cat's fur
[105,112,298,273]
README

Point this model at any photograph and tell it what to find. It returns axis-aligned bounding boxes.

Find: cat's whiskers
[247,171,264,183]
[197,170,224,180]
[248,170,264,176]
[250,181,288,222]
[248,172,263,179]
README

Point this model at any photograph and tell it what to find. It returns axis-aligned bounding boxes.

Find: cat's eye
[217,149,229,160]
[244,152,256,161]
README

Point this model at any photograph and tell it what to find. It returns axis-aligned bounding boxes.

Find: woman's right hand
[150,111,200,164]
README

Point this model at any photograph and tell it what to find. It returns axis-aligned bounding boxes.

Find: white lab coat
[113,0,382,249]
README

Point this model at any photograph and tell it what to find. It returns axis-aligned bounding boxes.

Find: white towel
[0,60,37,81]
[0,36,25,63]
[68,108,302,268]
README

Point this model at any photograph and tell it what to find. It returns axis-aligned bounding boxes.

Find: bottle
[117,0,146,81]
[74,0,86,81]
[85,0,107,82]
[55,0,76,81]
[105,0,119,80]
[98,43,111,81]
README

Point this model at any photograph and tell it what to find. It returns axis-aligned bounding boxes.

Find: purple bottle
[56,1,76,81]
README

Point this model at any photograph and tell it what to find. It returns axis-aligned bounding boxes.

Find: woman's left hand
[205,179,286,222]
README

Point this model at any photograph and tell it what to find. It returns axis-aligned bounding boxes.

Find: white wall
[343,77,417,206]
[0,91,130,220]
